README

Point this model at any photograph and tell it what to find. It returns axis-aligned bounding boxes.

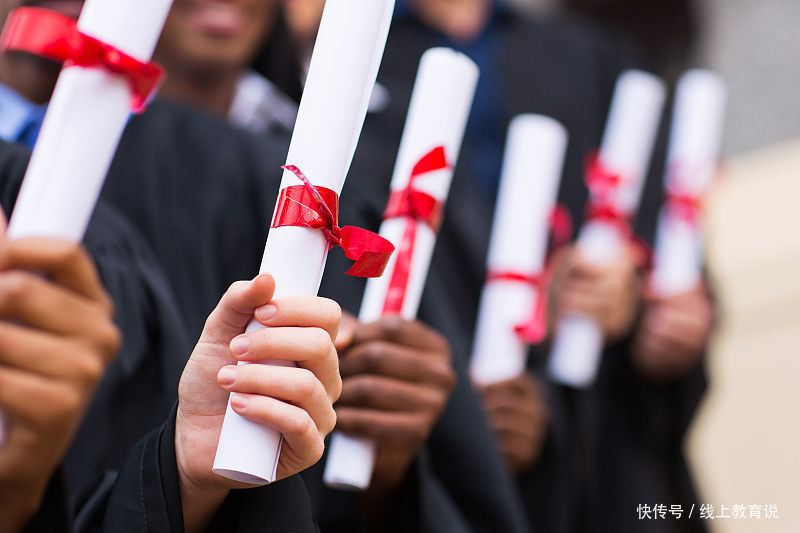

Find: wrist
[174,415,229,533]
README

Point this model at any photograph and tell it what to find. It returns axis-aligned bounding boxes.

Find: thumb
[199,273,276,345]
[334,312,357,353]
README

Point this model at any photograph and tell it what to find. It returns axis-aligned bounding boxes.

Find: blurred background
[510,0,800,531]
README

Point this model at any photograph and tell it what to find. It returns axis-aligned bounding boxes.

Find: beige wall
[688,138,800,532]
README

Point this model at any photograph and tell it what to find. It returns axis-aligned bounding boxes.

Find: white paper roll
[0,0,173,448]
[212,0,396,485]
[468,115,568,386]
[322,47,479,491]
[548,70,666,388]
[651,70,726,296]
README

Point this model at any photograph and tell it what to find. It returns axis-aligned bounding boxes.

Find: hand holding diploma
[633,70,725,381]
[212,0,396,485]
[323,47,478,491]
[0,0,172,448]
[547,70,666,388]
[332,314,455,517]
[175,275,342,532]
[0,210,120,533]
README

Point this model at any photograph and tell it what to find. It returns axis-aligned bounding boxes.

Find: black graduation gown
[326,9,707,533]
[1,131,317,532]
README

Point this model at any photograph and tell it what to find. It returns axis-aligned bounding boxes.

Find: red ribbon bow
[380,146,449,314]
[487,270,549,345]
[583,151,633,234]
[665,190,703,225]
[0,7,165,112]
[273,165,394,278]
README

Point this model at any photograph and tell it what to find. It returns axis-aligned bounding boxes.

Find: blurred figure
[156,0,299,133]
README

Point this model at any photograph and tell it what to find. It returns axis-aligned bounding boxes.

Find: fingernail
[231,394,249,410]
[218,367,237,386]
[230,336,249,356]
[256,304,277,322]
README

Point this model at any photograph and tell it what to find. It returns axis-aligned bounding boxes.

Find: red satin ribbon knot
[381,146,450,314]
[665,191,703,225]
[0,7,164,112]
[272,165,394,278]
[487,270,549,344]
[584,151,633,235]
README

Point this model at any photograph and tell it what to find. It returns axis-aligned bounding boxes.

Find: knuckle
[288,412,316,439]
[0,271,31,302]
[308,327,333,356]
[377,315,404,341]
[294,368,319,398]
[358,341,386,372]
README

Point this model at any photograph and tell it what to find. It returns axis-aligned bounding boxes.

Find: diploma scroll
[323,48,479,491]
[0,0,172,447]
[651,70,726,296]
[469,115,568,386]
[547,70,666,388]
[212,0,396,485]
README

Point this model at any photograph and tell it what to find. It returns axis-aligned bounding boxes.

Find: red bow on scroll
[483,204,573,345]
[662,162,710,226]
[0,7,164,112]
[380,146,449,314]
[274,165,394,278]
[487,271,550,344]
[583,151,633,234]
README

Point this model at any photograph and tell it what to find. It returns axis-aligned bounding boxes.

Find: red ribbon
[487,270,549,344]
[380,146,449,314]
[273,165,394,278]
[583,151,633,234]
[0,7,164,112]
[665,191,703,225]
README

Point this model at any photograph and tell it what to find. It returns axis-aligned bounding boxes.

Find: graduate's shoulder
[503,9,642,74]
[128,98,290,171]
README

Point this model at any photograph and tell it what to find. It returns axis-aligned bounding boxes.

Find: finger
[334,407,426,444]
[199,274,276,345]
[253,295,341,341]
[228,326,340,401]
[334,312,358,352]
[0,366,82,431]
[230,393,329,461]
[0,238,109,307]
[336,375,444,412]
[219,364,333,430]
[339,340,454,390]
[352,316,450,354]
[487,406,549,440]
[0,271,120,355]
[0,321,108,384]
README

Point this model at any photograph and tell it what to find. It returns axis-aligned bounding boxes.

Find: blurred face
[157,0,278,76]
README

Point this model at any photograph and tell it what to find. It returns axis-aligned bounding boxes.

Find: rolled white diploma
[547,70,666,388]
[0,0,172,447]
[650,70,726,296]
[212,0,396,485]
[469,115,568,387]
[323,48,479,491]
